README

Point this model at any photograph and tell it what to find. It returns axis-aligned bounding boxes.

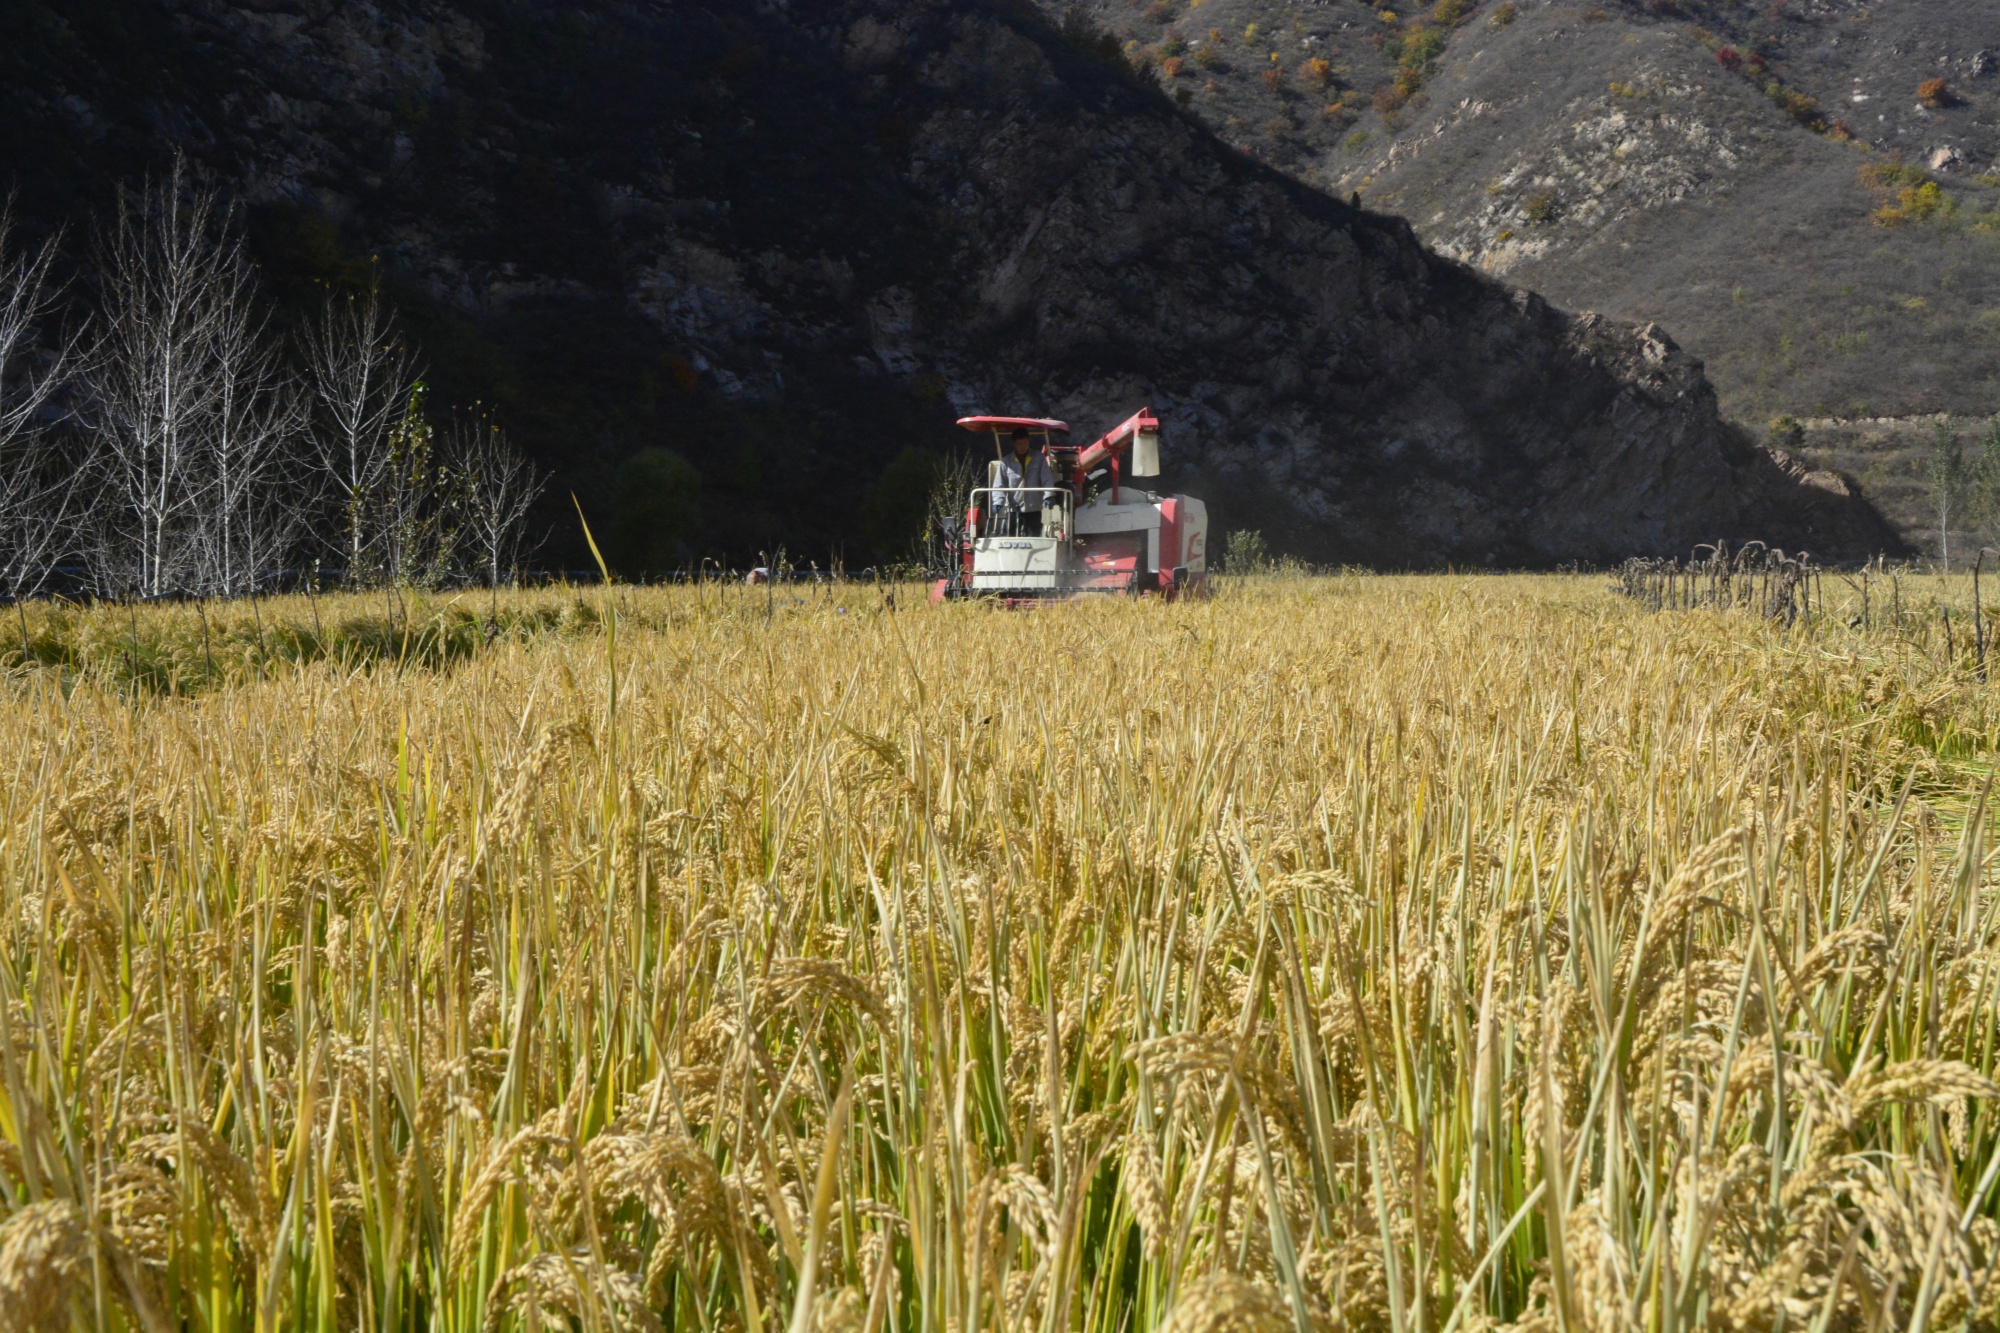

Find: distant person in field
[998,427,1054,536]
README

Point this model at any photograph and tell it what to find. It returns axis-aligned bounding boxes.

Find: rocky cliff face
[0,0,1899,565]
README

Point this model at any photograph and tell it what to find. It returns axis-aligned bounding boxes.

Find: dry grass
[0,573,1996,1332]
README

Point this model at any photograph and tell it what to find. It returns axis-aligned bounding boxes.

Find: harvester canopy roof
[956,416,1070,433]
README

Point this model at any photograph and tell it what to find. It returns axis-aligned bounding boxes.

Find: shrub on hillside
[1303,56,1333,87]
[1400,23,1445,71]
[1860,162,1929,192]
[1056,12,1125,64]
[1877,180,1945,226]
[1262,64,1286,91]
[1162,56,1185,77]
[1144,0,1175,22]
[1715,46,1741,70]
[1161,29,1188,57]
[1372,83,1405,115]
[1489,2,1516,24]
[1766,82,1821,128]
[1919,78,1951,109]
[1861,162,1948,227]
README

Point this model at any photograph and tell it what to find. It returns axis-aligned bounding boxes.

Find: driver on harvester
[997,427,1054,536]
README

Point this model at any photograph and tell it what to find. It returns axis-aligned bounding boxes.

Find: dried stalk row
[1615,541,1819,622]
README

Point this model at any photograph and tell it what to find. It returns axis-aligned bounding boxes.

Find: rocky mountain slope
[0,0,1898,566]
[1059,0,2000,440]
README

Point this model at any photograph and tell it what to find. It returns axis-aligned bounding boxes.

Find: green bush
[1765,81,1822,128]
[608,448,704,577]
[859,448,946,561]
[1224,528,1273,573]
[1399,24,1445,71]
[1862,163,1950,227]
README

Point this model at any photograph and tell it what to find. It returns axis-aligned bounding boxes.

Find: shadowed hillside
[0,0,1901,565]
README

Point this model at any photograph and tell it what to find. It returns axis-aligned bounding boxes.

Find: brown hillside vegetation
[1,576,1996,1328]
[1057,0,2000,431]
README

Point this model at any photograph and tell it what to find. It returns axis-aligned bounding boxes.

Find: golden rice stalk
[1565,1192,1639,1333]
[128,1118,268,1262]
[96,1160,176,1267]
[1852,1058,2000,1113]
[756,958,892,1028]
[973,1165,1059,1265]
[484,720,590,847]
[1158,1271,1299,1333]
[0,1200,90,1332]
[484,1253,662,1333]
[1122,1131,1169,1260]
[816,1286,867,1333]
[446,1124,573,1278]
[584,1131,736,1246]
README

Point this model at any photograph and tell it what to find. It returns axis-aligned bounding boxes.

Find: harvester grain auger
[932,408,1209,604]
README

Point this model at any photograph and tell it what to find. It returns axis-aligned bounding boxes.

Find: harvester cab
[936,408,1208,603]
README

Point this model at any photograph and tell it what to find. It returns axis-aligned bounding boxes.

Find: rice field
[1,573,1997,1333]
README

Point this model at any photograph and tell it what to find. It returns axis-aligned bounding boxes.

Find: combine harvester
[935,408,1209,603]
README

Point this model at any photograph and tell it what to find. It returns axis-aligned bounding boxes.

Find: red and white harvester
[935,407,1209,602]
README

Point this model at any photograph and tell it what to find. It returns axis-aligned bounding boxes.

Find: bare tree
[81,158,237,598]
[80,161,306,600]
[0,205,74,619]
[374,381,458,589]
[302,277,414,585]
[197,264,304,598]
[448,409,545,607]
[1928,419,1968,573]
[920,452,983,582]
